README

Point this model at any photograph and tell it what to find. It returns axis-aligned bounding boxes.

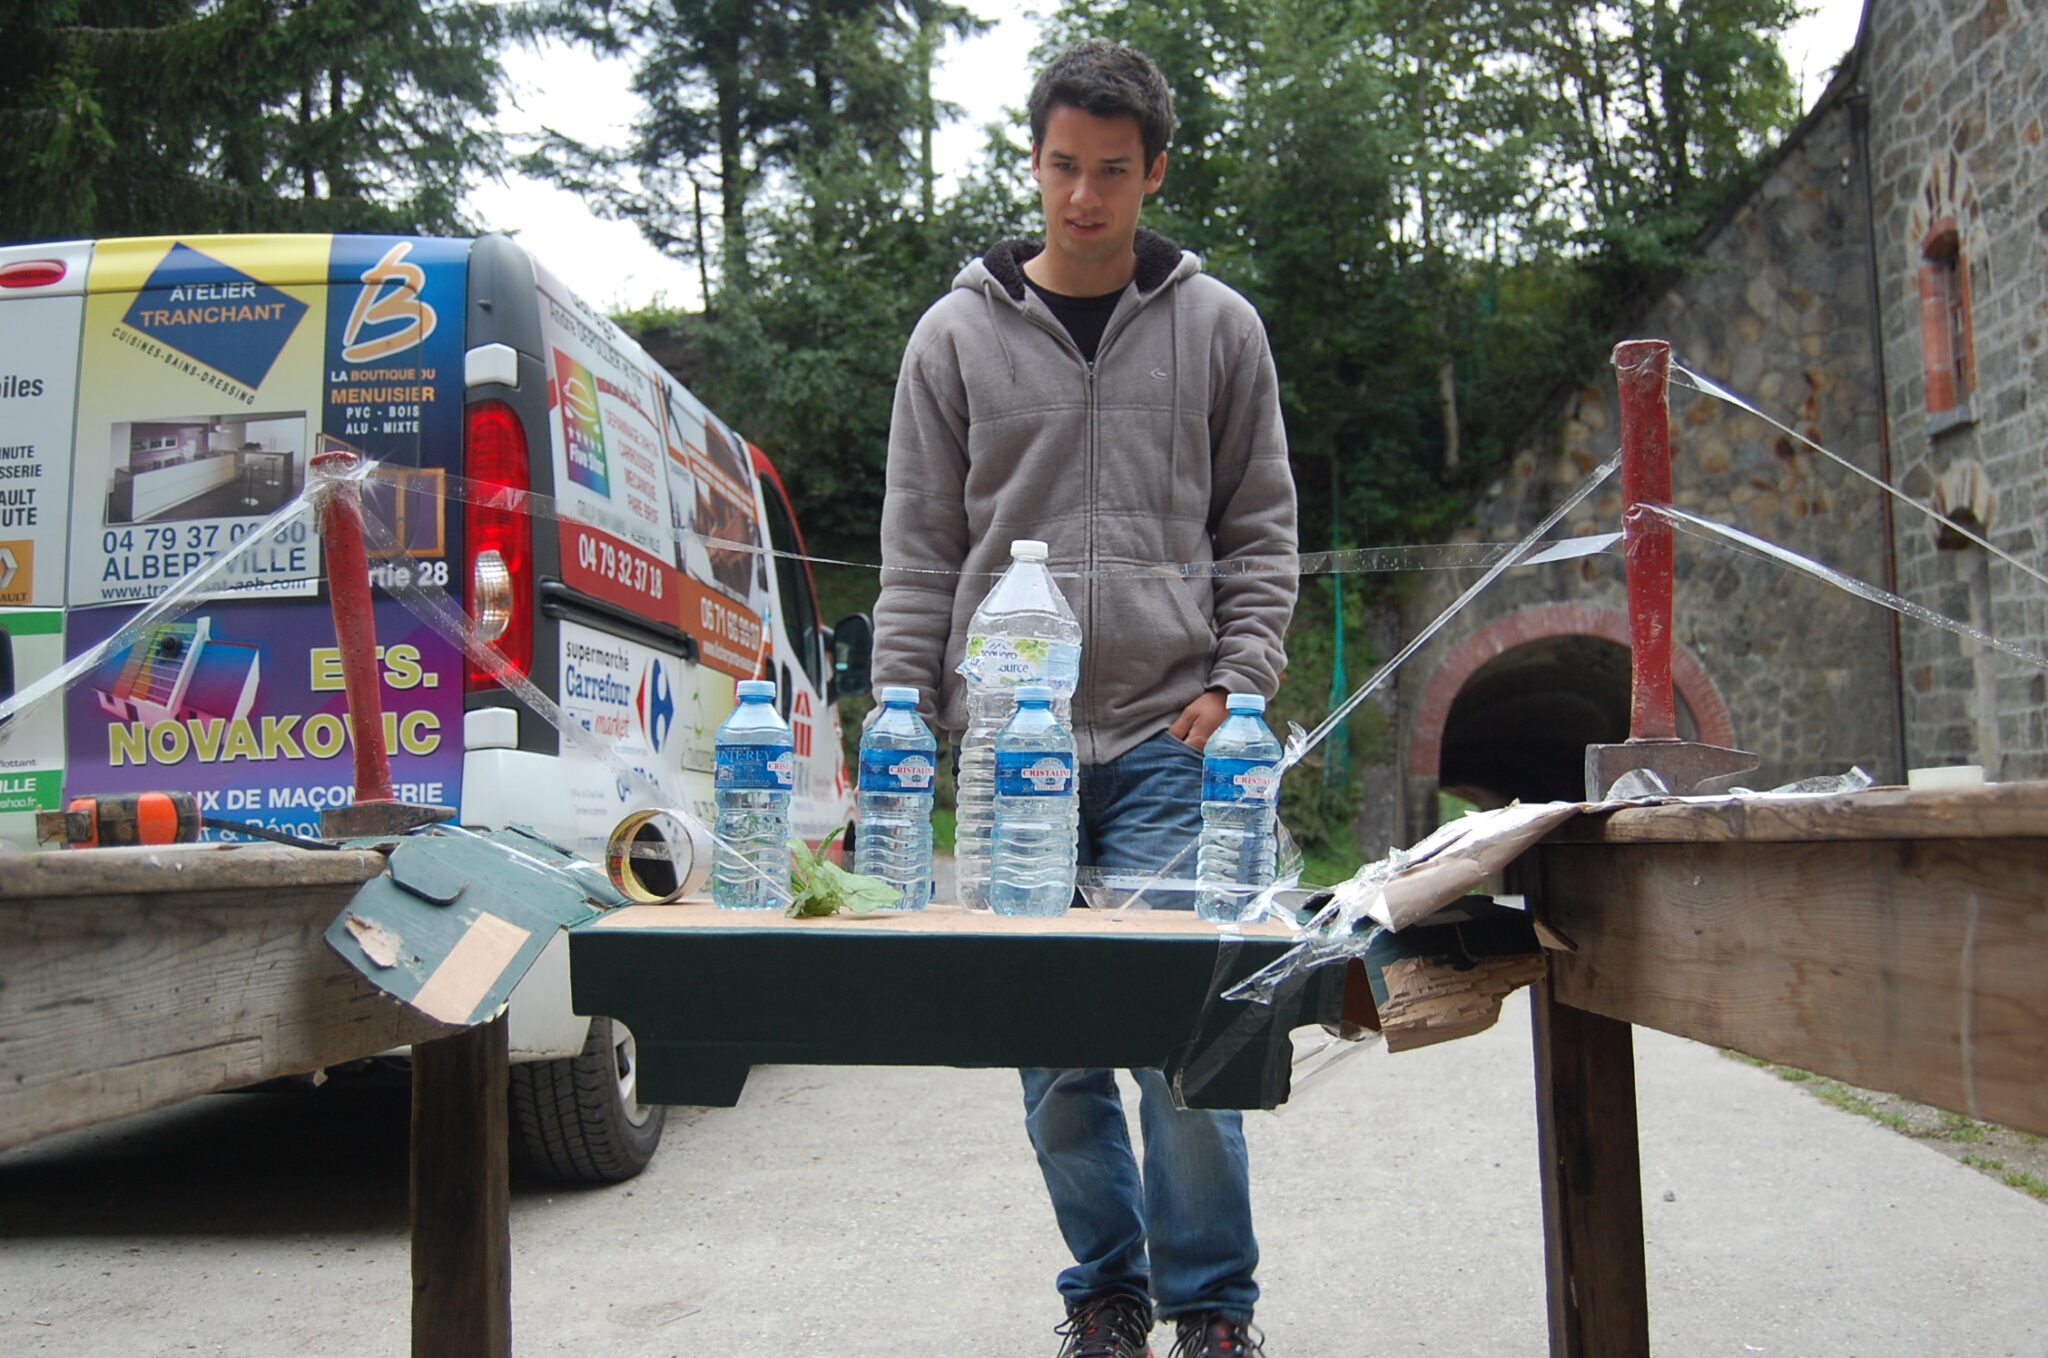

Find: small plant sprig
[785,827,902,917]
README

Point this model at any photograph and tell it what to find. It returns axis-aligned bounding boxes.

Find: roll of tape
[605,808,713,903]
[1906,764,1985,791]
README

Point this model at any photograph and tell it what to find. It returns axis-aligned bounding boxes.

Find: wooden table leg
[1531,980,1649,1358]
[411,1015,511,1358]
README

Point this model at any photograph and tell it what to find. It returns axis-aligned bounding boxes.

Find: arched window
[1908,151,1985,436]
[1917,219,1976,428]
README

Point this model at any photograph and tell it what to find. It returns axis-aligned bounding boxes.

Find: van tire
[509,1016,666,1182]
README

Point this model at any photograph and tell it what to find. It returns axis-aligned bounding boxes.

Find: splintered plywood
[0,843,451,1151]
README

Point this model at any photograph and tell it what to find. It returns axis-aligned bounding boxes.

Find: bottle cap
[1225,692,1267,714]
[1014,684,1054,703]
[880,686,920,705]
[736,679,776,699]
[1009,539,1049,562]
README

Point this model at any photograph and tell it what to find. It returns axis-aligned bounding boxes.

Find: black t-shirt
[1024,277,1124,364]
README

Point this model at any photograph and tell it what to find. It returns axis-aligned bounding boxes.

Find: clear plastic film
[32,307,2048,1104]
[328,458,796,911]
[1278,455,1621,776]
[1640,501,2048,673]
[0,432,1627,1103]
[339,459,1619,586]
[1669,360,2048,594]
[46,370,2003,1097]
[0,496,324,736]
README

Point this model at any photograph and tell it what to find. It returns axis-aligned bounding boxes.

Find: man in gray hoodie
[872,39,1297,1358]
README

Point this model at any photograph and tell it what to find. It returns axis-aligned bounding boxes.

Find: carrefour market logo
[636,658,674,753]
[122,243,308,390]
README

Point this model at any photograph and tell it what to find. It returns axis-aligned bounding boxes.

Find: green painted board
[568,904,1349,1110]
[326,825,625,1027]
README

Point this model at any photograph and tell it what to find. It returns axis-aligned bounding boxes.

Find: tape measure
[37,792,202,848]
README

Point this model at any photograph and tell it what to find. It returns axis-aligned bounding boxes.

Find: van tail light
[0,259,66,289]
[463,399,533,690]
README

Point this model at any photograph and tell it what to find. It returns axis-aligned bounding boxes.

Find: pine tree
[0,0,512,241]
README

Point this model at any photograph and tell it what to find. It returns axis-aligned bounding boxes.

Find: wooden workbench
[1514,782,2048,1358]
[0,841,504,1357]
[0,841,449,1151]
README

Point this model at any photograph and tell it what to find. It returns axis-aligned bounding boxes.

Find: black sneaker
[1169,1313,1266,1358]
[1055,1290,1156,1358]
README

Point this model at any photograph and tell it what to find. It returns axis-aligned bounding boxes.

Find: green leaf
[781,827,900,916]
[817,859,903,915]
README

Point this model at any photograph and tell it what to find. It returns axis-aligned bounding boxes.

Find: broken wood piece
[1362,896,1550,1053]
[1377,952,1551,1051]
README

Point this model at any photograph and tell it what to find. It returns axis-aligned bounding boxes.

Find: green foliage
[1437,789,1480,827]
[1040,0,1801,549]
[582,4,1030,562]
[530,0,991,289]
[1,1,513,241]
[1270,572,1385,885]
[786,826,901,915]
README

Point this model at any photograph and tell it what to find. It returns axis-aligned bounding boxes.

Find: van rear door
[51,235,468,840]
[0,241,90,847]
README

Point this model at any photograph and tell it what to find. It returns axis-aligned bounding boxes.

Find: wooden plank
[1530,980,1649,1358]
[411,1015,511,1358]
[1533,837,2048,1135]
[0,842,390,897]
[1548,782,2048,845]
[0,847,450,1151]
[587,900,1301,938]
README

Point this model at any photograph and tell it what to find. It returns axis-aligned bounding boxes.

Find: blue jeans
[1020,731,1260,1320]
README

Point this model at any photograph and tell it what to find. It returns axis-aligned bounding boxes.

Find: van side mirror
[828,612,873,700]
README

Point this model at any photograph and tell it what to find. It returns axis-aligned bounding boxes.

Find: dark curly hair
[1027,40,1177,168]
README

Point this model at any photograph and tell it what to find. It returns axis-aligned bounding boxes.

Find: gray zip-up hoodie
[872,229,1298,764]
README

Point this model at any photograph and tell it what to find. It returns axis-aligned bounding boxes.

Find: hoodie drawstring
[1169,282,1183,516]
[983,282,1017,382]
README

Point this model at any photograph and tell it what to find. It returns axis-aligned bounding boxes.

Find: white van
[0,233,869,1179]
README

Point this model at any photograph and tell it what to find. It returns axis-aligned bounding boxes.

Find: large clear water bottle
[1196,693,1283,921]
[955,539,1081,911]
[990,685,1079,917]
[713,679,794,909]
[855,685,937,910]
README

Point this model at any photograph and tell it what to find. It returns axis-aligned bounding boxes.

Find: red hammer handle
[311,449,396,805]
[1613,339,1676,743]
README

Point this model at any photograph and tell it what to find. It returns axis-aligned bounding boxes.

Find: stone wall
[1376,85,1900,850]
[1865,0,2048,778]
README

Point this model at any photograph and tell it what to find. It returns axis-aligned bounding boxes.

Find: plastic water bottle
[990,686,1079,917]
[713,679,794,909]
[856,685,937,909]
[955,540,1082,910]
[1197,693,1283,921]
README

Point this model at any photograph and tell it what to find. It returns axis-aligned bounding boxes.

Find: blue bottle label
[717,743,795,790]
[860,749,936,793]
[1203,757,1279,804]
[994,749,1075,796]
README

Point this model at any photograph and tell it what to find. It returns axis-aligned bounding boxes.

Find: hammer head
[1585,739,1759,801]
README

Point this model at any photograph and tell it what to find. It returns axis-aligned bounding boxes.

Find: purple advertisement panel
[63,599,463,839]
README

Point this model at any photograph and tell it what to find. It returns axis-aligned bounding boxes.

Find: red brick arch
[1406,602,1737,777]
